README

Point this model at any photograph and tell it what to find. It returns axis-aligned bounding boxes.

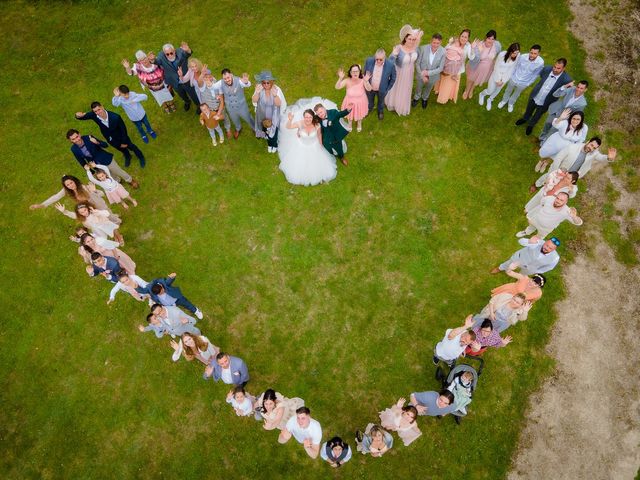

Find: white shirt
[285,416,322,445]
[534,71,559,105]
[435,329,466,361]
[428,48,437,65]
[510,55,544,87]
[220,367,233,384]
[527,196,582,236]
[97,113,109,128]
[109,274,148,301]
[226,396,253,416]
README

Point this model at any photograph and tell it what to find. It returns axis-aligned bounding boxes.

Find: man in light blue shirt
[498,44,544,112]
[112,85,157,144]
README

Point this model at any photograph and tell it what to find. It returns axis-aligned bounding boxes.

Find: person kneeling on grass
[278,406,323,459]
[226,386,256,417]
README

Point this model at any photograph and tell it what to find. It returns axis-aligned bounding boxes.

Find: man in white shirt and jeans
[279,406,323,459]
[498,44,544,113]
[432,315,476,366]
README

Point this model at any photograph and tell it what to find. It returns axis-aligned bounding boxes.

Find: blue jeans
[133,115,154,138]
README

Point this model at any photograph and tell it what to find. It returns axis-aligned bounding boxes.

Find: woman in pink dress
[437,29,478,104]
[385,24,423,116]
[378,397,422,446]
[463,30,500,100]
[336,64,372,132]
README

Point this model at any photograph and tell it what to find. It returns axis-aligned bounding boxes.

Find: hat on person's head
[255,70,277,82]
[399,24,414,41]
[135,50,147,61]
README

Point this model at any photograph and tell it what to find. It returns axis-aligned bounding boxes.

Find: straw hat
[399,24,414,41]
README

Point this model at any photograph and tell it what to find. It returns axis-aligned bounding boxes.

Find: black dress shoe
[422,99,428,109]
[184,102,191,111]
[411,98,419,108]
[378,112,383,120]
[515,118,526,126]
[525,126,533,135]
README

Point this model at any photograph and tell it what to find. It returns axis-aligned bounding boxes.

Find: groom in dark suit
[313,104,351,166]
[515,58,571,135]
[363,48,397,120]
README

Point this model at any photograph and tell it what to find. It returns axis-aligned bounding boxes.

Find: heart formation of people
[30,23,617,468]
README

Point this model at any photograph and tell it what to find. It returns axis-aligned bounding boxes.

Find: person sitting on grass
[320,436,352,468]
[278,406,323,459]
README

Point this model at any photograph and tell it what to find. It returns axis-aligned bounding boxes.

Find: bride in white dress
[277,98,339,186]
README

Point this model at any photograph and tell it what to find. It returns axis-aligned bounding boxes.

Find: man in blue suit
[75,102,146,167]
[136,272,203,319]
[66,129,138,188]
[204,352,250,387]
[89,252,123,283]
[149,42,200,113]
[363,48,397,120]
[515,58,571,135]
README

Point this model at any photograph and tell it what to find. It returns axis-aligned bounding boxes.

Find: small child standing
[262,119,279,153]
[199,103,225,146]
[225,386,255,417]
[112,85,157,144]
[85,162,137,209]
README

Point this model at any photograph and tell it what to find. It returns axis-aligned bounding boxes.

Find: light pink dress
[466,42,497,84]
[341,78,369,121]
[385,48,418,116]
[378,404,422,446]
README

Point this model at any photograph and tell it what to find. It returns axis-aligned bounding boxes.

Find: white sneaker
[515,230,527,238]
[211,138,217,146]
[508,104,514,113]
[195,308,203,320]
[486,99,492,111]
[267,147,272,153]
[498,101,506,109]
[479,92,486,106]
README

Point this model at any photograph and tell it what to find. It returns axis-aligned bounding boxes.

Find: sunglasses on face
[550,237,561,246]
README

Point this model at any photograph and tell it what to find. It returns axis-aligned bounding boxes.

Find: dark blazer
[76,110,132,147]
[529,66,572,108]
[205,355,250,385]
[71,135,114,167]
[363,57,397,95]
[320,109,350,149]
[153,48,191,88]
[135,276,185,304]
[92,256,123,283]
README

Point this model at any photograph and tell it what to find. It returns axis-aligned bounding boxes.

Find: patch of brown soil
[508,1,640,479]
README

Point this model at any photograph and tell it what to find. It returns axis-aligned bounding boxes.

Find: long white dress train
[277,97,340,186]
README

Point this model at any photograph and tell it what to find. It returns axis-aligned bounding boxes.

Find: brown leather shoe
[130,179,139,189]
[489,267,501,274]
[529,184,538,194]
[341,157,348,166]
[226,130,232,139]
[233,130,240,139]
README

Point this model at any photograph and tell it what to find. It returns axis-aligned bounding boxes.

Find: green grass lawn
[0,1,587,478]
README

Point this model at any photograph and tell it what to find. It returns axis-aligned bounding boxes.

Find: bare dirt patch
[508,1,640,479]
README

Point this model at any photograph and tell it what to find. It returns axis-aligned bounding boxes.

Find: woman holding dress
[253,389,305,430]
[463,30,501,100]
[335,64,371,132]
[385,25,423,116]
[378,397,421,446]
[277,99,338,186]
[122,50,176,114]
[479,42,520,111]
[437,29,478,104]
[536,109,588,172]
[252,70,286,139]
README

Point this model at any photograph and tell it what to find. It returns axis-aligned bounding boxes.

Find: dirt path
[508,1,640,479]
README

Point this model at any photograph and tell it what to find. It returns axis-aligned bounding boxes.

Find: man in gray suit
[412,33,446,109]
[539,80,589,142]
